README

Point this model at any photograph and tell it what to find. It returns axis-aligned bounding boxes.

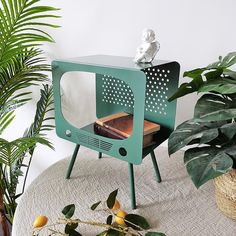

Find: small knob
[65,129,72,137]
[119,147,127,156]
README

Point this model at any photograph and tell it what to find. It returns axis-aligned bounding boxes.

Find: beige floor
[12,147,236,235]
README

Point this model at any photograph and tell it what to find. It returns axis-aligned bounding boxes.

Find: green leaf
[62,204,75,219]
[66,229,82,236]
[97,231,108,236]
[206,52,236,69]
[106,229,125,236]
[0,136,53,166]
[183,68,204,79]
[124,214,150,230]
[220,123,236,140]
[145,232,166,236]
[0,110,15,134]
[198,78,236,94]
[204,68,223,81]
[168,72,203,101]
[91,201,101,211]
[65,223,78,231]
[184,147,233,188]
[168,119,223,155]
[106,189,118,209]
[220,52,236,68]
[168,82,195,101]
[224,70,236,79]
[65,223,80,236]
[106,215,113,225]
[194,94,236,121]
[0,0,59,65]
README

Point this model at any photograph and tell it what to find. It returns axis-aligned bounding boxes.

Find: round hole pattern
[101,75,134,108]
[101,68,171,116]
[144,67,171,115]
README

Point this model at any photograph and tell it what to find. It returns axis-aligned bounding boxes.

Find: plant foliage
[0,0,59,224]
[33,189,166,236]
[168,52,236,188]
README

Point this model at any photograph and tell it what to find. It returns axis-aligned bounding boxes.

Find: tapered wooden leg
[128,163,136,209]
[98,152,102,159]
[150,150,162,183]
[66,144,80,179]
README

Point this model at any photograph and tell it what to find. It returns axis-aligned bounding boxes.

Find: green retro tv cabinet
[52,55,180,209]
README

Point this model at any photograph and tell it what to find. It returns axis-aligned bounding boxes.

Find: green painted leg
[66,144,80,179]
[150,150,162,183]
[98,152,102,159]
[128,163,136,209]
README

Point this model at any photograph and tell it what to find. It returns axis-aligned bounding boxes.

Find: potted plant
[0,0,59,234]
[168,52,236,220]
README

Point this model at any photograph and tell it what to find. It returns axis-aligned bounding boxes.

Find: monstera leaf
[168,52,236,101]
[168,119,226,155]
[184,145,235,188]
[194,94,236,121]
[198,78,236,94]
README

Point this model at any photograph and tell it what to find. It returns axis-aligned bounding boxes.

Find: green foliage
[65,223,81,236]
[106,189,118,209]
[34,189,166,235]
[145,232,166,236]
[168,52,236,101]
[125,214,150,230]
[106,215,113,225]
[62,204,75,219]
[0,0,59,223]
[168,52,236,188]
[0,136,52,166]
[0,49,50,111]
[0,110,15,134]
[90,201,101,211]
[0,0,60,66]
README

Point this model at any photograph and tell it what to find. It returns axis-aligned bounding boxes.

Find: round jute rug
[12,147,236,236]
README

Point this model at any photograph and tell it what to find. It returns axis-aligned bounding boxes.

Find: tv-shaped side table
[52,55,180,209]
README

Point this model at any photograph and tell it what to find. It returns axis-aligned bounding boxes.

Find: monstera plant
[0,0,59,233]
[168,52,236,188]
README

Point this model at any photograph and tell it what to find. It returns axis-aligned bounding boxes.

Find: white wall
[5,0,236,188]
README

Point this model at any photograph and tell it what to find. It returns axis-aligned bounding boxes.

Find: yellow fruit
[114,210,128,225]
[112,200,121,211]
[33,215,48,228]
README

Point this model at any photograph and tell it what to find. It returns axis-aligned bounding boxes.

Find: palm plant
[0,0,59,229]
[168,52,236,188]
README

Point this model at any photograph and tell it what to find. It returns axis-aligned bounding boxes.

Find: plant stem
[58,218,129,234]
[21,149,35,194]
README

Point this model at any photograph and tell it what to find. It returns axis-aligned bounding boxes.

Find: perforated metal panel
[99,68,171,116]
[96,63,179,131]
[101,75,134,108]
[144,67,170,115]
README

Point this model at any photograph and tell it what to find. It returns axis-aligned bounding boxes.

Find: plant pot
[0,215,12,236]
[214,169,236,220]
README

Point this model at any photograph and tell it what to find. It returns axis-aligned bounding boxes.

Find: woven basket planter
[214,169,236,220]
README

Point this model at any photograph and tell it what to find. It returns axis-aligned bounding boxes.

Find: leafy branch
[32,189,165,236]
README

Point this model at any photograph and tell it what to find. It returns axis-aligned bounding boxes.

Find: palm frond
[0,48,50,109]
[0,110,15,134]
[0,0,60,65]
[19,84,54,193]
[0,136,52,166]
[27,83,54,138]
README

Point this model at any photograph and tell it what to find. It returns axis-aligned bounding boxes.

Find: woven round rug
[12,147,236,236]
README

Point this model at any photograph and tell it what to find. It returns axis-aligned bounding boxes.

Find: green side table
[52,55,180,209]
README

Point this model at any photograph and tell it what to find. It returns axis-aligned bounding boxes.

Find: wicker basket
[214,169,236,220]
